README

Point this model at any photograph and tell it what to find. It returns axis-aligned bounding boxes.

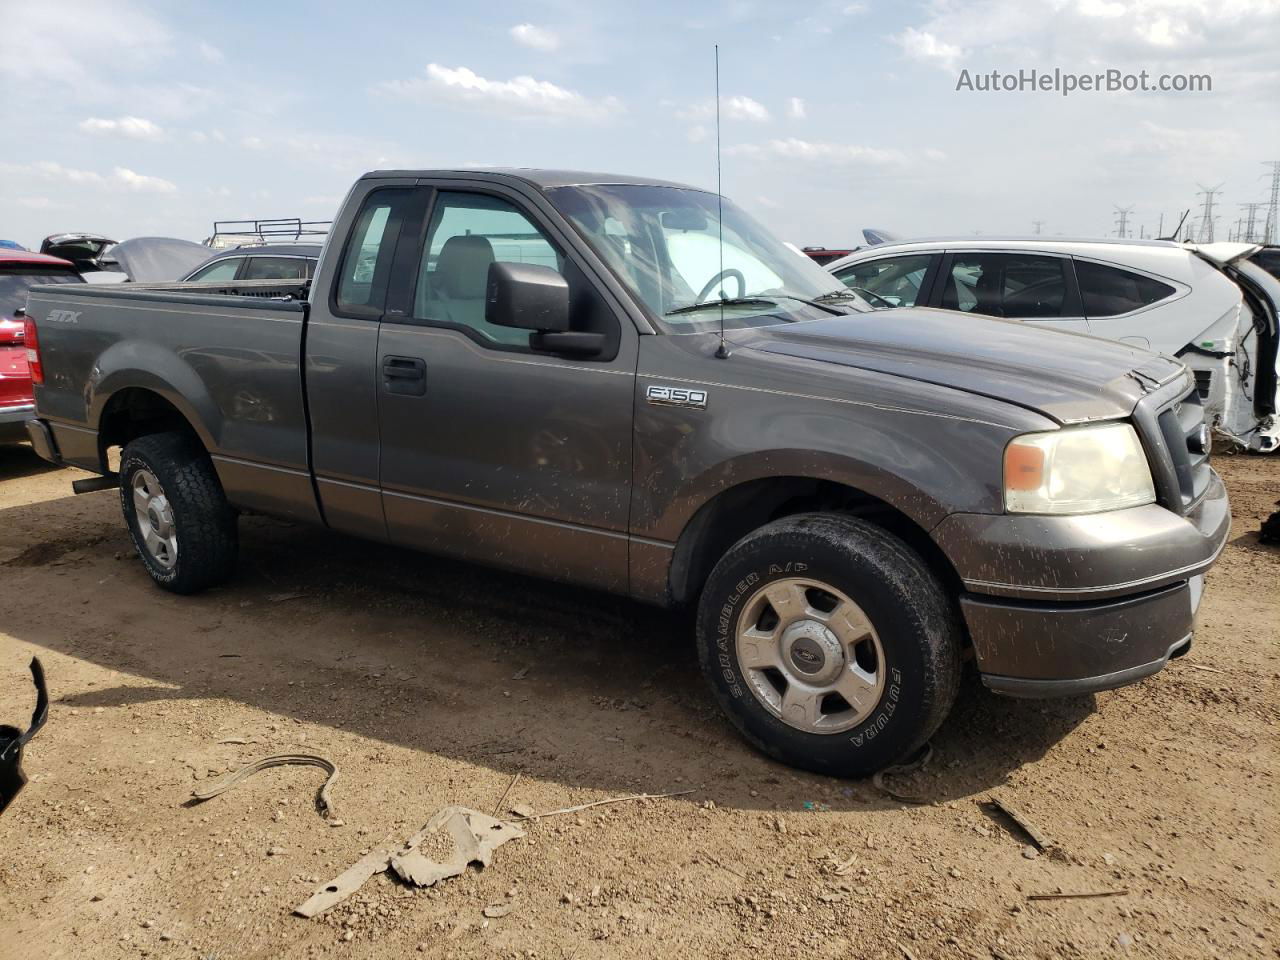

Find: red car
[1,251,84,441]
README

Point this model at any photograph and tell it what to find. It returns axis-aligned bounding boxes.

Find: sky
[2,0,1279,250]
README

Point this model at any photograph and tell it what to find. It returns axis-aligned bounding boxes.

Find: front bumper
[936,470,1229,697]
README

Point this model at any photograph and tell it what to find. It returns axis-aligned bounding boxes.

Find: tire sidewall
[119,444,186,588]
[697,517,949,776]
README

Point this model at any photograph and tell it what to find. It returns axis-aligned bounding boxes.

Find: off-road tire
[119,432,238,594]
[696,512,961,777]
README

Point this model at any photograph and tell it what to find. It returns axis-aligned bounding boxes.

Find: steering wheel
[697,268,746,303]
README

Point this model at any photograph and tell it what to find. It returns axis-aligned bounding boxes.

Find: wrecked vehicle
[39,232,118,274]
[22,169,1230,776]
[107,237,213,284]
[827,238,1280,452]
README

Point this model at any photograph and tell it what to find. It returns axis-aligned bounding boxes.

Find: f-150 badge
[646,384,708,408]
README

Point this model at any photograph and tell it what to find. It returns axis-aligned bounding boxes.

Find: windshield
[548,184,868,332]
[0,267,83,318]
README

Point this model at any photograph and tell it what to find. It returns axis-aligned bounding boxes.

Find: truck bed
[25,279,320,523]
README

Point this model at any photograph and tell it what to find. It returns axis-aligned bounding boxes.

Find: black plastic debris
[1261,503,1280,545]
[0,658,49,815]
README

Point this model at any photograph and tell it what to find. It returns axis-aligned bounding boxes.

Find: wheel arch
[96,386,209,470]
[89,340,223,469]
[666,474,963,609]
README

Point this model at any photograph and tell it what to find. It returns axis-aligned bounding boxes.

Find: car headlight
[1004,422,1156,515]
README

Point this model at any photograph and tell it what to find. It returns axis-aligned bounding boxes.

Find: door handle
[382,356,426,396]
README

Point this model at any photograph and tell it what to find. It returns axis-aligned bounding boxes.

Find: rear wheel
[119,432,238,594]
[696,513,961,777]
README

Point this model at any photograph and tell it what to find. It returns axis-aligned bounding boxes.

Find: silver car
[827,237,1280,452]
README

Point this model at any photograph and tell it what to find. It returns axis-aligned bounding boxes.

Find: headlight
[1004,422,1156,515]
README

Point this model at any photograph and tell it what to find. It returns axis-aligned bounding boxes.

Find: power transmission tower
[1241,202,1266,242]
[1031,220,1044,235]
[1263,161,1280,244]
[1113,205,1134,239]
[1195,184,1223,243]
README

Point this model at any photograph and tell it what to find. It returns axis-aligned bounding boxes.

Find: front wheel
[119,432,238,594]
[696,513,961,777]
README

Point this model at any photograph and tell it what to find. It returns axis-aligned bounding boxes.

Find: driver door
[375,182,639,592]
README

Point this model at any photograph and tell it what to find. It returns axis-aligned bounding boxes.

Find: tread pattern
[119,432,238,594]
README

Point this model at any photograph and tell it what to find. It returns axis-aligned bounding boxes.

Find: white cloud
[896,0,1280,73]
[79,116,164,140]
[1,160,104,184]
[112,167,177,193]
[728,138,946,167]
[680,96,771,123]
[786,97,806,119]
[378,64,622,121]
[241,135,266,150]
[0,160,175,193]
[894,27,964,69]
[197,41,225,63]
[0,1,172,85]
[726,95,770,122]
[509,23,559,51]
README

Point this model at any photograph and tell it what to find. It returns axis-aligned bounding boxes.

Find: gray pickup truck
[22,169,1230,776]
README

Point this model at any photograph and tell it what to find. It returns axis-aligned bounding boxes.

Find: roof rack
[205,218,331,250]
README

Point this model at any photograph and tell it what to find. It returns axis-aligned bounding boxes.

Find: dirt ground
[0,444,1275,960]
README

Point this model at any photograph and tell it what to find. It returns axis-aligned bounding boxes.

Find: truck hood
[731,307,1185,424]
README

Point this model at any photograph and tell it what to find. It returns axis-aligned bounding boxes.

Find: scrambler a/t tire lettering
[695,513,961,777]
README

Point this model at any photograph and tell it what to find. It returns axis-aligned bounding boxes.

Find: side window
[941,253,1067,319]
[189,258,242,282]
[335,188,412,316]
[1075,260,1175,317]
[243,256,309,280]
[414,191,563,346]
[834,255,932,307]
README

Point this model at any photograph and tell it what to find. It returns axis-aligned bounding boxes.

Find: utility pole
[1241,202,1266,242]
[1195,184,1223,243]
[1031,220,1044,235]
[1263,161,1280,244]
[1113,205,1134,239]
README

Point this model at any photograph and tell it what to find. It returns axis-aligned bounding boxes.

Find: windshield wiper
[757,293,845,316]
[813,289,863,302]
[665,297,775,316]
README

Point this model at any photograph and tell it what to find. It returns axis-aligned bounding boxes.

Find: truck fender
[88,340,223,453]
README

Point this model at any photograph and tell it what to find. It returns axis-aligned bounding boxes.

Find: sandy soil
[0,444,1275,960]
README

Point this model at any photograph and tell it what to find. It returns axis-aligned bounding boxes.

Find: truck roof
[359,168,707,192]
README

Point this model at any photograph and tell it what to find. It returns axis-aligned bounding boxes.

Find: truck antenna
[714,44,731,360]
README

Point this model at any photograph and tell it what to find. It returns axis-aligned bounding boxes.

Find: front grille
[1193,369,1213,400]
[1155,386,1212,511]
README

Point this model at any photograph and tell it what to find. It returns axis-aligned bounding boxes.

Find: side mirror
[485,261,570,332]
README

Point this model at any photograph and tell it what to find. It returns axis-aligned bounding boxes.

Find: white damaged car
[826,238,1280,452]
